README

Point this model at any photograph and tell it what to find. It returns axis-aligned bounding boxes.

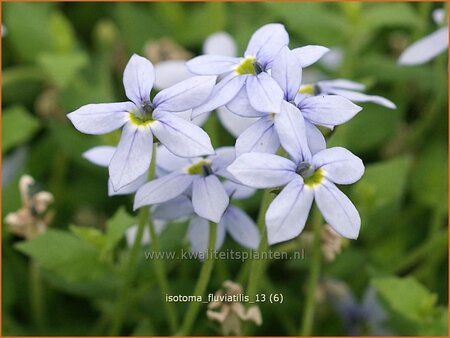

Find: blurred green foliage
[2,2,448,336]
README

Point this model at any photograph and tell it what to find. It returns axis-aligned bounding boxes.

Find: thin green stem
[147,213,179,333]
[246,189,273,300]
[109,143,157,336]
[178,222,217,336]
[300,207,322,336]
[29,260,45,333]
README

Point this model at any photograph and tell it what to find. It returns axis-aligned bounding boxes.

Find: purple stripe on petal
[266,179,313,244]
[314,180,361,239]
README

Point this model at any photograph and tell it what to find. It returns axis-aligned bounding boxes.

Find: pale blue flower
[228,124,365,244]
[68,54,216,191]
[233,47,362,156]
[186,23,289,117]
[134,146,244,223]
[399,9,448,65]
[154,32,259,137]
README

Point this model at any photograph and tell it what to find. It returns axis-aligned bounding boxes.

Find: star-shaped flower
[233,46,362,156]
[186,23,289,117]
[68,54,216,190]
[134,146,240,223]
[228,116,364,244]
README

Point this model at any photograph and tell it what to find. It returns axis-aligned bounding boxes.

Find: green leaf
[2,106,40,153]
[328,104,401,153]
[49,11,77,53]
[102,207,135,256]
[70,225,106,249]
[2,66,47,106]
[352,156,412,212]
[266,3,347,45]
[372,276,437,323]
[15,229,108,281]
[4,3,55,62]
[37,51,88,88]
[363,3,421,31]
[410,140,448,213]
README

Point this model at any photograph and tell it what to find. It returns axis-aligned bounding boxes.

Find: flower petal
[225,86,265,118]
[312,147,364,185]
[83,146,116,167]
[222,206,260,249]
[152,195,194,221]
[314,180,361,239]
[217,106,259,137]
[123,54,154,105]
[318,79,365,91]
[188,216,226,254]
[210,146,236,178]
[227,153,296,189]
[245,23,289,68]
[108,173,147,196]
[326,88,396,109]
[203,31,237,57]
[67,102,133,135]
[154,76,217,112]
[192,175,229,223]
[305,120,326,155]
[186,55,240,75]
[154,60,193,90]
[156,145,191,173]
[235,116,280,156]
[266,179,314,244]
[192,73,246,118]
[246,73,284,113]
[109,122,154,190]
[223,180,256,200]
[292,45,330,68]
[151,113,214,157]
[271,46,302,101]
[274,101,311,163]
[299,95,362,127]
[399,26,448,65]
[133,173,193,209]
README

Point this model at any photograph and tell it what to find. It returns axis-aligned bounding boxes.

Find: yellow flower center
[299,84,315,95]
[235,57,257,75]
[186,159,213,176]
[128,113,155,126]
[304,168,324,187]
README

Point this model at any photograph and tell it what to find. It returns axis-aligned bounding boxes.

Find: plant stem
[299,206,322,336]
[29,260,45,333]
[178,222,217,335]
[147,213,179,333]
[109,143,157,335]
[246,189,273,300]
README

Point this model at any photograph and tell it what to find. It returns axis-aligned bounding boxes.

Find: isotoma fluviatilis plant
[68,23,396,335]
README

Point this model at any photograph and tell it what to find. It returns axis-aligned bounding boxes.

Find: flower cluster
[69,23,395,248]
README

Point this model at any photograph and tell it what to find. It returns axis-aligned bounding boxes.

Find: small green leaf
[70,225,106,249]
[37,51,88,88]
[15,229,108,281]
[372,276,437,322]
[2,106,40,153]
[102,207,135,255]
[352,155,412,211]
